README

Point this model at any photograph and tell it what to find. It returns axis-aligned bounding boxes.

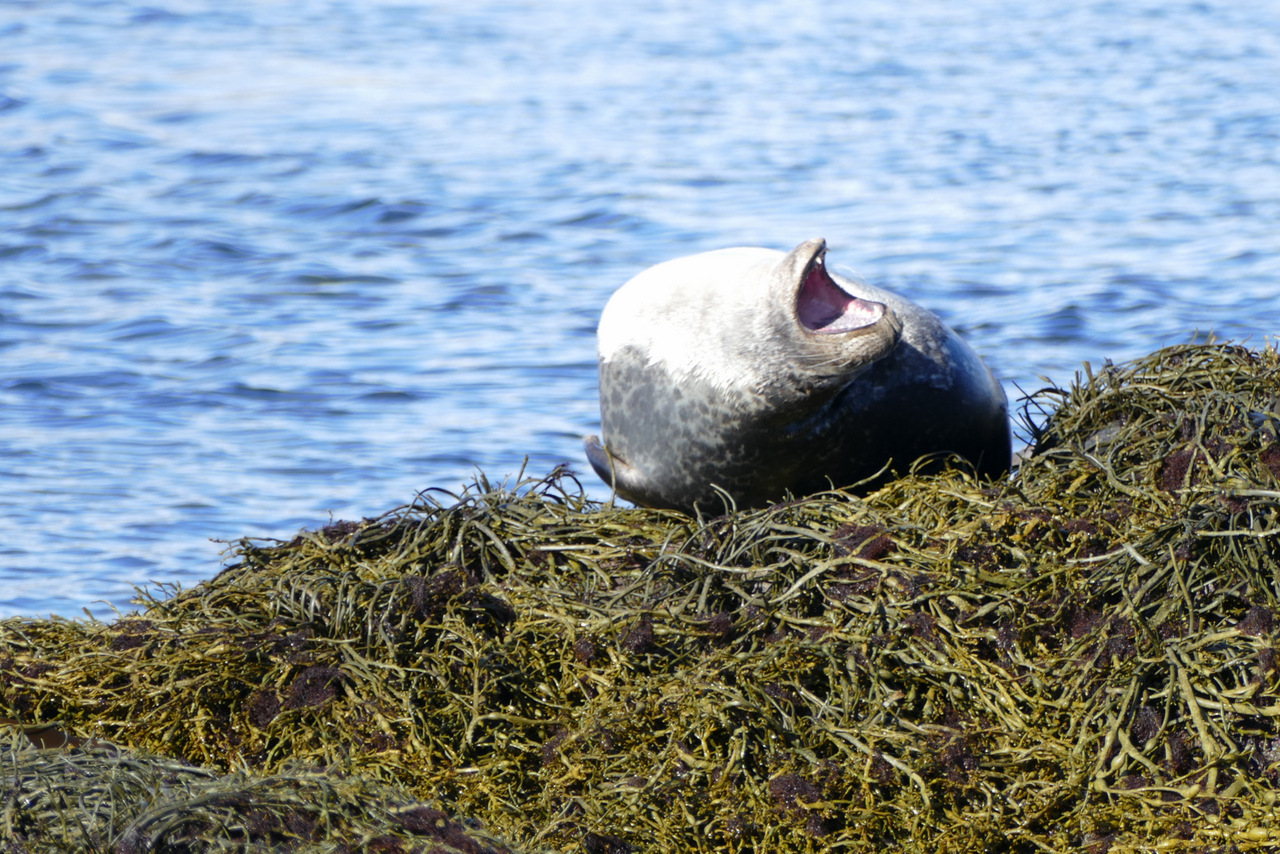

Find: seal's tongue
[796,256,885,334]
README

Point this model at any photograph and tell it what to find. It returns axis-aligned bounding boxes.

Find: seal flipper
[584,435,648,505]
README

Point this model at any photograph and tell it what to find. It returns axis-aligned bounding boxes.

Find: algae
[0,728,522,853]
[4,342,1280,853]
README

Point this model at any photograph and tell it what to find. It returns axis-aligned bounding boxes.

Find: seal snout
[795,250,885,335]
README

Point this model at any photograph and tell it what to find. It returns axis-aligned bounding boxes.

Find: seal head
[585,238,1009,513]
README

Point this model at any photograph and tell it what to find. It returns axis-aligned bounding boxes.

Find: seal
[584,238,1010,513]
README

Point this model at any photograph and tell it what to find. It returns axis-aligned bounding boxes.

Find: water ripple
[1,0,1278,617]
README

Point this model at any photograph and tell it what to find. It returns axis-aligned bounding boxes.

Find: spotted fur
[586,239,1010,513]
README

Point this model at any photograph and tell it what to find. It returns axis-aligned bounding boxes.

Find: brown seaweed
[5,343,1280,853]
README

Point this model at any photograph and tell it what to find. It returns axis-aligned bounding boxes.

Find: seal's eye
[796,259,885,334]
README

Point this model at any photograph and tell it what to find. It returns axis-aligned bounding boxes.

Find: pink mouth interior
[796,259,884,333]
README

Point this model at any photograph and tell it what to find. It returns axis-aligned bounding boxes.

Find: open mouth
[795,253,885,334]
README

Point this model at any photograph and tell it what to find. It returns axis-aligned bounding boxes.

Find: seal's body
[584,239,1010,513]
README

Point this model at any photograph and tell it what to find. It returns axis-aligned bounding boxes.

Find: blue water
[2,0,1278,618]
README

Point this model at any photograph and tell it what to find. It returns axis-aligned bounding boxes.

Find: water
[2,0,1278,618]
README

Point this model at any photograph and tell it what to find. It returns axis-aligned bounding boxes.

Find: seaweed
[0,729,523,852]
[5,343,1280,852]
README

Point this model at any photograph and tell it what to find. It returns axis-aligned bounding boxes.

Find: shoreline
[5,342,1280,852]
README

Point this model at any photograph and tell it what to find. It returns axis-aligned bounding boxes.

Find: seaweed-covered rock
[4,343,1280,853]
[0,730,527,853]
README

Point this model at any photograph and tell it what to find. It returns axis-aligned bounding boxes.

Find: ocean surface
[2,0,1278,619]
